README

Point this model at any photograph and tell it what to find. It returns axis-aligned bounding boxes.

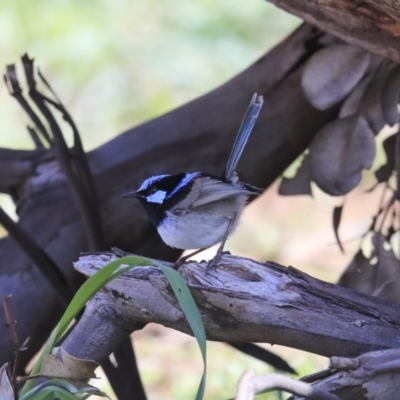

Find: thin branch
[2,295,19,350]
[2,295,29,390]
[331,349,400,377]
[300,369,336,384]
[26,125,45,149]
[21,54,103,251]
[4,64,52,146]
[234,370,341,400]
[228,343,296,374]
[36,71,97,201]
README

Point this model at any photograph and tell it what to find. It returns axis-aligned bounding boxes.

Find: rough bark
[64,253,400,362]
[291,349,400,400]
[268,0,400,63]
[0,23,340,368]
[58,253,400,400]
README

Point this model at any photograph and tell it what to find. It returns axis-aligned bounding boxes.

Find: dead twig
[235,370,341,400]
[2,295,30,392]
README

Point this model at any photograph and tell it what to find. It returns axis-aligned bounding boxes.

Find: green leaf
[158,264,207,400]
[20,378,78,400]
[21,256,157,395]
[23,387,77,400]
[76,386,111,399]
[21,254,207,400]
[21,378,112,400]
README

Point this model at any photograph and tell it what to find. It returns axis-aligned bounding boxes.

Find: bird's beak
[122,191,139,199]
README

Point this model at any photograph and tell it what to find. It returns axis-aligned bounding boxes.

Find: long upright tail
[223,93,264,182]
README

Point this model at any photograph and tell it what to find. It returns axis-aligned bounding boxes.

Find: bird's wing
[189,176,253,208]
[171,176,258,215]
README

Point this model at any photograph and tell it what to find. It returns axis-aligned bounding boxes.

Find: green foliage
[0,0,299,151]
[20,256,207,399]
[159,265,207,400]
[21,256,148,395]
[20,379,110,400]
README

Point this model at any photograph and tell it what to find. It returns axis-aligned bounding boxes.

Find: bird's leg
[207,213,237,271]
[172,213,237,271]
[172,247,207,270]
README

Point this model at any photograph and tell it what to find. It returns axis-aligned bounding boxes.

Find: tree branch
[235,370,341,400]
[289,349,400,399]
[267,0,400,63]
[62,252,400,363]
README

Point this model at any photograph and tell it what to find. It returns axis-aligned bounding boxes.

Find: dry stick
[38,70,100,214]
[330,349,400,375]
[34,70,103,246]
[378,194,396,234]
[300,369,336,384]
[21,54,102,251]
[354,178,389,254]
[0,206,73,306]
[26,126,45,149]
[371,192,397,286]
[16,374,62,384]
[2,295,30,391]
[4,65,52,147]
[235,371,341,400]
[1,63,75,304]
[20,55,146,400]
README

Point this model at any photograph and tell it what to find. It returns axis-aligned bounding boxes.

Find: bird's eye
[148,186,158,195]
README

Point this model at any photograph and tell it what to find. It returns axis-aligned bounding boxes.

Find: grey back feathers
[171,175,254,213]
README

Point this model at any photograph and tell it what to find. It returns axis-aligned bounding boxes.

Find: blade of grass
[21,255,207,400]
[21,378,111,400]
[158,264,207,400]
[21,256,156,395]
[27,389,77,400]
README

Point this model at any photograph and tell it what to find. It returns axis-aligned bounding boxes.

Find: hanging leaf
[302,44,370,110]
[381,65,400,126]
[375,132,398,183]
[339,233,400,303]
[370,232,400,302]
[339,54,384,119]
[338,250,374,293]
[278,155,312,196]
[309,116,376,196]
[332,205,344,253]
[40,348,97,382]
[339,75,372,118]
[360,62,395,134]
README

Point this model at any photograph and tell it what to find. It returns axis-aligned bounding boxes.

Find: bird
[123,93,264,267]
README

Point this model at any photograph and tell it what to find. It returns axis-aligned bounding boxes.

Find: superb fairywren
[123,94,264,263]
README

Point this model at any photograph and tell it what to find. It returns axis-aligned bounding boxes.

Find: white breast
[157,195,247,249]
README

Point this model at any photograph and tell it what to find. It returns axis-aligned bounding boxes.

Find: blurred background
[0,0,388,398]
